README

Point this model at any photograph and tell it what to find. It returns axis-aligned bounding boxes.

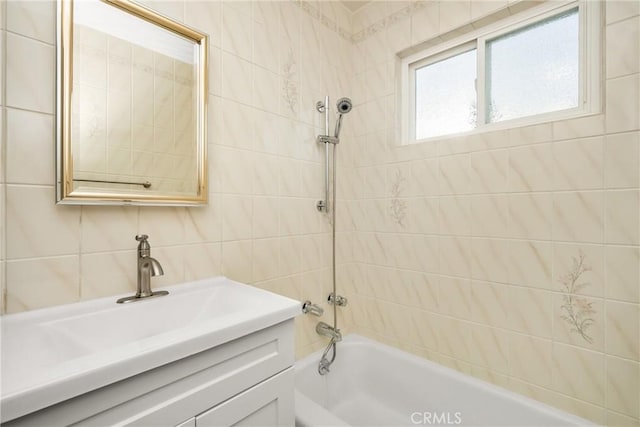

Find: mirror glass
[57,0,208,205]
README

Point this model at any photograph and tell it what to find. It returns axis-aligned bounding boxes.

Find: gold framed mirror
[56,0,208,205]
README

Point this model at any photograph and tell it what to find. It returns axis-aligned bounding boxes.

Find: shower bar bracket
[317,135,339,145]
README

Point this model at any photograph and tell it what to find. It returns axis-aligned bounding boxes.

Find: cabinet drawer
[196,368,294,427]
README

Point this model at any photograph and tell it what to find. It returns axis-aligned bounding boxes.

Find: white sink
[0,277,300,422]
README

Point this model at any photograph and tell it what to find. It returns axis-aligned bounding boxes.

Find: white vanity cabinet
[4,321,295,427]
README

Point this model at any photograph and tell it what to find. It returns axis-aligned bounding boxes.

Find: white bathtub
[295,335,592,427]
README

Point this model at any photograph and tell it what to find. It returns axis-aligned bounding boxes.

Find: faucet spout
[137,255,164,297]
[316,321,342,342]
[148,256,164,277]
[117,235,168,303]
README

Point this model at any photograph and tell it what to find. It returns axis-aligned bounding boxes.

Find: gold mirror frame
[56,0,208,205]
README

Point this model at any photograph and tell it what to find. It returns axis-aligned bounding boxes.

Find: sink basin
[0,277,300,422]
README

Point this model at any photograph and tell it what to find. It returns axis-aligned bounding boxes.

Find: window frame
[399,0,601,145]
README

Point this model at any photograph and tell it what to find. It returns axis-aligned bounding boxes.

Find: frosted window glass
[415,49,477,139]
[486,8,579,123]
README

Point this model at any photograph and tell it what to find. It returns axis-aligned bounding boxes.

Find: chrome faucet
[302,300,324,317]
[316,321,342,342]
[117,235,168,304]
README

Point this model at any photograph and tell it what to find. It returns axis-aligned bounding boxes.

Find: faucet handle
[135,234,151,253]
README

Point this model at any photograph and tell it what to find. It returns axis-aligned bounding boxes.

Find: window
[400,1,600,144]
[414,47,477,139]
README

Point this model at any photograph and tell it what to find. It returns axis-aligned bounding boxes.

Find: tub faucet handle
[328,293,348,307]
[302,300,324,317]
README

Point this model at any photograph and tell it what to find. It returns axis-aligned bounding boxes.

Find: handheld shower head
[336,97,352,114]
[334,97,352,138]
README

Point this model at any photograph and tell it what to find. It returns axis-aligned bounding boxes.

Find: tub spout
[316,321,342,342]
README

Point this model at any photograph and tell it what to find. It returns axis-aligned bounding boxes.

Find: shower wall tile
[252,238,280,282]
[405,197,439,235]
[438,0,471,34]
[183,198,222,244]
[183,243,222,282]
[552,191,604,243]
[252,197,279,239]
[606,0,640,24]
[552,137,603,191]
[552,343,605,406]
[553,293,604,351]
[508,333,553,388]
[605,246,640,303]
[438,154,470,195]
[6,33,54,114]
[436,316,471,362]
[437,276,471,320]
[552,114,605,142]
[469,324,509,374]
[470,149,508,194]
[606,16,640,79]
[553,243,604,298]
[221,52,253,105]
[508,122,553,146]
[439,196,470,236]
[606,73,640,134]
[470,195,509,238]
[470,280,509,328]
[606,301,640,361]
[81,206,139,253]
[605,190,640,245]
[509,287,553,339]
[222,3,252,61]
[6,256,80,313]
[6,186,80,259]
[221,195,253,241]
[507,240,552,289]
[606,356,640,418]
[438,236,470,278]
[508,378,604,425]
[6,0,55,44]
[137,1,183,22]
[410,2,439,45]
[208,47,223,97]
[5,109,54,185]
[508,143,554,192]
[221,100,255,150]
[138,207,185,247]
[508,193,552,240]
[470,238,508,283]
[80,251,136,300]
[605,132,640,189]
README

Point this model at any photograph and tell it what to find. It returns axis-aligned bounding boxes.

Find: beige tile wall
[342,1,640,425]
[1,0,354,358]
[2,0,639,426]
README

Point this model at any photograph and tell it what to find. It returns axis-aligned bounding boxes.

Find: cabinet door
[196,368,294,427]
